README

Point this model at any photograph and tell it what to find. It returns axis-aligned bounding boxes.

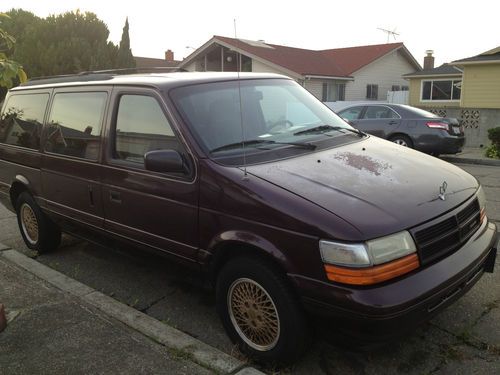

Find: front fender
[201,229,293,275]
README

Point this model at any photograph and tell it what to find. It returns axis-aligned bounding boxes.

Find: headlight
[319,241,370,267]
[320,231,416,267]
[366,231,417,265]
[320,231,419,285]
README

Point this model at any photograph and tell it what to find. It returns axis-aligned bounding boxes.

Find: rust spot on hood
[333,152,392,176]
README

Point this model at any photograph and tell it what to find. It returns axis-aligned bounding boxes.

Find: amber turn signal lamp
[480,208,486,224]
[324,253,420,285]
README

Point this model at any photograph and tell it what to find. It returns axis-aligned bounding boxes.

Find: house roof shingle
[134,56,180,68]
[215,36,347,77]
[319,43,405,75]
[403,64,462,78]
[452,46,500,64]
[182,36,420,78]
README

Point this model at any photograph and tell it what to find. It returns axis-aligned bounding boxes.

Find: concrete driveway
[0,163,499,374]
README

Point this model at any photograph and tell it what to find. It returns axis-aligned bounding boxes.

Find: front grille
[414,199,481,265]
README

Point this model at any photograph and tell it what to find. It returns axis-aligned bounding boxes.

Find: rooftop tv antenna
[377,27,400,43]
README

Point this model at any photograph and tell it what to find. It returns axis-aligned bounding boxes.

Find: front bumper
[294,221,497,342]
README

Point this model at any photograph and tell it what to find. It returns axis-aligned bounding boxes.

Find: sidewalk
[0,245,261,375]
[441,147,500,166]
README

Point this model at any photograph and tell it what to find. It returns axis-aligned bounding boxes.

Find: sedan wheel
[391,135,413,148]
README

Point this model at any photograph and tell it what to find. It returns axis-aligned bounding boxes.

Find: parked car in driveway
[0,72,496,366]
[337,103,465,155]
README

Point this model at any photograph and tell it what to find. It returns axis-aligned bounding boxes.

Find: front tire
[16,192,61,253]
[216,256,310,365]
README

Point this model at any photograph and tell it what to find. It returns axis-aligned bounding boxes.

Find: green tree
[116,17,135,69]
[0,13,27,88]
[3,9,118,77]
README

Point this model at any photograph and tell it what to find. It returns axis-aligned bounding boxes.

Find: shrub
[487,127,500,146]
[485,144,500,159]
[485,127,500,159]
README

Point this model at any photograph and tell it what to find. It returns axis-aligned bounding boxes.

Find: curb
[441,156,500,167]
[0,246,264,374]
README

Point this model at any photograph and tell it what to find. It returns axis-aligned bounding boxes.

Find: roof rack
[21,67,185,87]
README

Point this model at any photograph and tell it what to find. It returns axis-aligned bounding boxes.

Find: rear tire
[16,192,61,253]
[216,256,310,366]
[390,134,413,148]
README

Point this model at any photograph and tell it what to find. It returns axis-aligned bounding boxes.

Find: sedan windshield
[170,79,357,159]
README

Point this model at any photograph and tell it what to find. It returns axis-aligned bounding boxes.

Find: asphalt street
[0,162,499,374]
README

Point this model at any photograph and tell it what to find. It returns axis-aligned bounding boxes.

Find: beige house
[180,36,421,102]
[404,64,463,112]
[404,48,500,147]
[452,47,500,109]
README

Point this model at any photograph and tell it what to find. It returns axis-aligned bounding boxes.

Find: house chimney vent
[424,50,435,70]
[165,49,174,61]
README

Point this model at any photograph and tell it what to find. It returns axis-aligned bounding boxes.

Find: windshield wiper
[210,139,316,153]
[294,125,365,137]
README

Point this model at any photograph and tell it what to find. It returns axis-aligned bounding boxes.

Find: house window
[391,85,400,91]
[366,84,378,100]
[421,80,461,101]
[321,83,328,101]
[322,82,346,101]
[401,86,409,91]
[337,84,346,101]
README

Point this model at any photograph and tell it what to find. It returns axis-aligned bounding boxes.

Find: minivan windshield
[170,79,359,162]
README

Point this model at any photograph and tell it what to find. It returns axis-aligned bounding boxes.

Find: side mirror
[144,150,186,174]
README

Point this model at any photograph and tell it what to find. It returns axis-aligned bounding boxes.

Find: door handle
[389,120,398,125]
[109,191,121,204]
[88,185,95,207]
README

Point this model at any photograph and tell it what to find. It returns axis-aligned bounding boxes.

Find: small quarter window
[0,93,49,149]
[339,106,364,121]
[45,92,107,160]
[114,95,179,164]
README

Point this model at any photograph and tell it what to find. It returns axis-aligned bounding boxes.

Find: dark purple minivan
[0,72,497,364]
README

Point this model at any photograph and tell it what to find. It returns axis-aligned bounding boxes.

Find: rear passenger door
[357,105,401,138]
[41,88,109,229]
[101,88,199,262]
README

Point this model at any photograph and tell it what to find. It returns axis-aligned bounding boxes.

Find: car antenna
[234,18,249,181]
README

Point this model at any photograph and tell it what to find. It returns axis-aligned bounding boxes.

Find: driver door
[101,88,198,262]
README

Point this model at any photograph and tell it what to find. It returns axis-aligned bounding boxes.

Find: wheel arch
[206,231,293,286]
[10,175,32,208]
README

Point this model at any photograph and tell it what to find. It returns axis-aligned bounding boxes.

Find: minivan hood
[246,137,478,239]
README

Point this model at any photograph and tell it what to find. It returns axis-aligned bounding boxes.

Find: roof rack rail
[21,67,185,87]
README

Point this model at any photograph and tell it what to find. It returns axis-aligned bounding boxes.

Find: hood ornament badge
[438,181,448,201]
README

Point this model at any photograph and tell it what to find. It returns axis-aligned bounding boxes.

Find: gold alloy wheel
[20,203,39,245]
[228,278,280,351]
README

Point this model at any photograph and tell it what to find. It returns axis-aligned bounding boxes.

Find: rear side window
[114,95,179,164]
[363,106,400,119]
[0,93,49,149]
[45,92,107,160]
